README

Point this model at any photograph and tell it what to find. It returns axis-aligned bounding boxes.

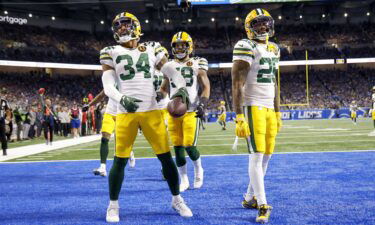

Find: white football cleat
[172,196,193,218]
[106,204,120,223]
[193,167,204,189]
[368,130,375,136]
[129,152,136,168]
[179,175,190,192]
[93,167,107,177]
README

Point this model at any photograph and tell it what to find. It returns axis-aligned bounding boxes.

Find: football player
[350,100,358,125]
[368,87,375,136]
[157,31,210,192]
[83,91,136,177]
[231,8,282,223]
[100,12,192,222]
[218,100,227,130]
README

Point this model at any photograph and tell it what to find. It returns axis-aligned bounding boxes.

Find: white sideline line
[2,149,375,164]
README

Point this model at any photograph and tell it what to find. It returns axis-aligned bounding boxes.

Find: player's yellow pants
[372,110,375,120]
[351,111,357,119]
[115,110,170,158]
[101,113,116,134]
[218,113,226,122]
[168,112,199,147]
[160,109,168,124]
[244,106,277,155]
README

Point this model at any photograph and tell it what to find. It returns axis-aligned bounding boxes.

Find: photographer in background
[1,89,10,156]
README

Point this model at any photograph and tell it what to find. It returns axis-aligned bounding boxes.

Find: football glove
[82,104,89,112]
[155,91,164,103]
[235,114,250,138]
[276,112,282,132]
[171,87,190,107]
[195,97,208,119]
[120,95,142,113]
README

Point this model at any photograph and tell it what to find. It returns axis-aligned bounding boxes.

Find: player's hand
[195,97,208,119]
[276,112,282,132]
[82,104,89,112]
[155,91,164,102]
[120,95,142,113]
[235,114,250,138]
[171,87,190,107]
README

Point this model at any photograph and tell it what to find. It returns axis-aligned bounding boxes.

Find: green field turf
[8,118,375,162]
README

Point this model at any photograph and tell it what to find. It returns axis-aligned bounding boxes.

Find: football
[167,97,187,118]
[38,88,45,95]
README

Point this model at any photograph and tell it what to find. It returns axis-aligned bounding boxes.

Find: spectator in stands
[70,103,80,138]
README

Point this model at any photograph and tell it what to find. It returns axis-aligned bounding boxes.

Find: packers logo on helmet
[171,31,193,59]
[245,8,274,41]
[112,12,142,44]
[220,101,225,105]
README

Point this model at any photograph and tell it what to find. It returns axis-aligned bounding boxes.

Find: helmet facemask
[249,16,274,41]
[172,41,190,59]
[112,17,139,44]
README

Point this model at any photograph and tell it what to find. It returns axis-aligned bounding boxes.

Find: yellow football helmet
[372,86,375,91]
[245,8,274,41]
[171,31,193,59]
[112,12,142,44]
[220,101,225,105]
[160,46,169,59]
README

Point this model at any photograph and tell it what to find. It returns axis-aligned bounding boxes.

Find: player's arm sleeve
[198,57,209,71]
[160,62,187,89]
[99,47,115,68]
[232,40,255,64]
[102,70,122,103]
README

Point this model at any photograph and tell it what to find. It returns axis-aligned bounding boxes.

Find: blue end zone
[1,152,375,224]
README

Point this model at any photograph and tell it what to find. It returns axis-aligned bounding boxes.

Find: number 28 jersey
[161,57,208,112]
[233,39,280,109]
[99,42,165,113]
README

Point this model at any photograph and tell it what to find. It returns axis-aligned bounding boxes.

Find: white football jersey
[105,98,117,116]
[100,42,165,113]
[350,104,358,112]
[233,39,280,109]
[161,57,208,112]
[154,69,170,110]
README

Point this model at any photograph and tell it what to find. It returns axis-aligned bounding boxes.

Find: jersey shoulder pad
[233,39,255,59]
[194,57,208,71]
[99,46,116,67]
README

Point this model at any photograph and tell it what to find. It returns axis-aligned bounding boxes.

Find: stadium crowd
[1,23,375,64]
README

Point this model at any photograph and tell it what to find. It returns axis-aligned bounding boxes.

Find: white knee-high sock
[245,155,254,201]
[262,154,272,176]
[250,153,267,205]
[246,154,272,201]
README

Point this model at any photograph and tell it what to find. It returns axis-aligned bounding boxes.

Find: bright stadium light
[100,20,104,24]
[145,19,149,23]
[235,17,239,21]
[367,12,370,16]
[51,16,55,20]
[188,18,192,23]
[344,13,348,17]
[278,15,282,20]
[211,17,215,22]
[166,19,170,23]
[299,15,303,19]
[4,11,8,15]
[322,14,326,18]
[29,13,33,18]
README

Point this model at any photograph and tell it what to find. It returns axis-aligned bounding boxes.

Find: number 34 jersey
[161,57,208,112]
[99,42,165,113]
[233,39,280,109]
